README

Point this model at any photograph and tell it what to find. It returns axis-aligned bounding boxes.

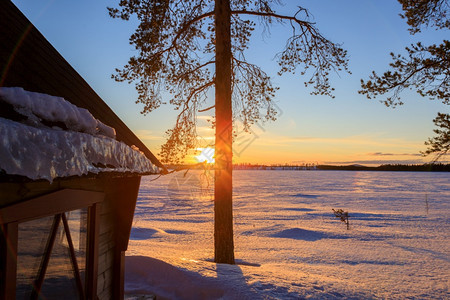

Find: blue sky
[12,0,449,165]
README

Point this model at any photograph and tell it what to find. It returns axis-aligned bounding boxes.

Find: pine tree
[109,0,348,264]
[422,112,450,160]
[359,0,449,160]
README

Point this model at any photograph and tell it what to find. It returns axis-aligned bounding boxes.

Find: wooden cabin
[0,1,166,299]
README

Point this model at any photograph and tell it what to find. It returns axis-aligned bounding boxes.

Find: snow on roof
[0,88,160,181]
[0,87,116,138]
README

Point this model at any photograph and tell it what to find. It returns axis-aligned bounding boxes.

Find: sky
[11,0,449,166]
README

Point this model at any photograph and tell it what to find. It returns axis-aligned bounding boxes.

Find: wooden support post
[0,222,18,300]
[111,176,141,300]
[113,250,125,300]
[86,203,100,300]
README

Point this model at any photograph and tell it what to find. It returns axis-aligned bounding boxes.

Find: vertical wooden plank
[113,177,141,251]
[0,222,18,300]
[112,250,125,300]
[111,176,141,300]
[86,203,100,300]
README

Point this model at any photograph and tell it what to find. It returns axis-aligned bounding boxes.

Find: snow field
[126,170,449,299]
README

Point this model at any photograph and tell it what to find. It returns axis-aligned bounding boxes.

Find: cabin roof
[0,0,167,175]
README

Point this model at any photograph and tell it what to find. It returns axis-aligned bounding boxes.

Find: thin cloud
[324,159,427,165]
[368,152,422,157]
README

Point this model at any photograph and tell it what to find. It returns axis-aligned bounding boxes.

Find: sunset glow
[15,0,449,166]
[195,147,215,164]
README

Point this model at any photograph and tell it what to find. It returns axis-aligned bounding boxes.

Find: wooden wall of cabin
[0,175,141,299]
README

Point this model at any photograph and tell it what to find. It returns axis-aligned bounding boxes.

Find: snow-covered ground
[125,170,450,299]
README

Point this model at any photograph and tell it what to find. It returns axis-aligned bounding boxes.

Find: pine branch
[231,9,314,27]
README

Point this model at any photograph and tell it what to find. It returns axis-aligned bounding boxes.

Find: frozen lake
[126,170,450,299]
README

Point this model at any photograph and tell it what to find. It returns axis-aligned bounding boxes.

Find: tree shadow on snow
[283,207,315,212]
[291,193,320,199]
[129,228,162,240]
[270,228,334,241]
[124,255,302,299]
[215,261,303,299]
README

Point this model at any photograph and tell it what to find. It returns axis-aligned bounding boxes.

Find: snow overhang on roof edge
[0,117,161,182]
[0,87,162,182]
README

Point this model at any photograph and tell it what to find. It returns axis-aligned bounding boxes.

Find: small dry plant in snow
[332,209,350,230]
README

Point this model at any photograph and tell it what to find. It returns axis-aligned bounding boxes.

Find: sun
[195,147,215,164]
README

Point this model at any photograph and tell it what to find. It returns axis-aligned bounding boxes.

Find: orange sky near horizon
[13,0,449,167]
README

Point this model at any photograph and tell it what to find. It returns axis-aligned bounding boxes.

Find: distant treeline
[233,163,317,170]
[165,163,450,172]
[317,163,450,172]
[234,163,450,172]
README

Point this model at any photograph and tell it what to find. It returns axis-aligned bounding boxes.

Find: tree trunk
[214,0,235,264]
